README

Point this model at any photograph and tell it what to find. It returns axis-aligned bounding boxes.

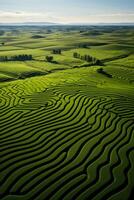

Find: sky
[0,0,134,24]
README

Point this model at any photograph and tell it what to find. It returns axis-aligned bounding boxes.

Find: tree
[4,56,8,61]
[28,55,33,60]
[52,49,61,54]
[78,43,88,48]
[81,55,85,60]
[97,68,103,73]
[58,49,61,54]
[87,55,92,62]
[73,52,78,58]
[95,59,103,66]
[92,57,97,64]
[46,56,53,62]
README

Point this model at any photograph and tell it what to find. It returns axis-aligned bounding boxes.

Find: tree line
[0,54,33,62]
[73,52,103,65]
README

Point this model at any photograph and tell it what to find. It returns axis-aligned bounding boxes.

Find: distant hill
[0,22,133,26]
[69,22,134,26]
[0,22,60,26]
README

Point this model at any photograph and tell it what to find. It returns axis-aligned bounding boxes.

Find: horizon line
[0,21,134,25]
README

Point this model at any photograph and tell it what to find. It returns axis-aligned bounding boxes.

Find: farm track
[0,78,134,200]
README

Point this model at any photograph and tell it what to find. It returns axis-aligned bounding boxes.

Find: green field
[0,25,134,200]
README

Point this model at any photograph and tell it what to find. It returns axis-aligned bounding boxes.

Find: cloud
[0,10,59,23]
[0,10,133,23]
[87,12,134,23]
[59,12,134,24]
[89,12,134,17]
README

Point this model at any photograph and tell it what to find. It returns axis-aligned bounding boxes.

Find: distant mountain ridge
[0,22,60,26]
[69,22,134,26]
[0,22,133,26]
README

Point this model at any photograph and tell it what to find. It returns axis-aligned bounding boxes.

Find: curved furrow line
[48,174,87,200]
[128,152,134,200]
[112,102,134,111]
[0,100,28,122]
[0,91,74,138]
[0,98,16,112]
[23,92,80,125]
[0,97,8,109]
[0,99,58,139]
[118,109,134,115]
[20,113,112,199]
[10,123,91,193]
[6,103,103,188]
[0,116,88,167]
[0,120,86,163]
[2,95,61,141]
[57,120,133,200]
[0,94,92,169]
[111,100,134,109]
[0,93,82,147]
[115,107,134,114]
[30,112,125,200]
[0,94,63,140]
[0,108,29,124]
[0,95,108,165]
[0,95,118,145]
[113,97,134,103]
[106,149,134,200]
[0,79,48,113]
[96,97,134,119]
[0,111,27,131]
[0,105,23,119]
[0,89,22,110]
[69,119,133,200]
[41,111,132,199]
[80,123,134,200]
[0,93,94,148]
[15,81,42,96]
[0,110,29,128]
[0,151,68,198]
[16,105,113,197]
[113,104,134,111]
[0,95,109,194]
[0,94,87,173]
[24,94,86,128]
[118,113,134,119]
[1,82,133,200]
[90,126,134,200]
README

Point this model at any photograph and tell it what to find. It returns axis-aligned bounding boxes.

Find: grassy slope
[0,27,134,200]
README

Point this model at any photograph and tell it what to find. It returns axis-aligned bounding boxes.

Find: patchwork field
[0,25,134,200]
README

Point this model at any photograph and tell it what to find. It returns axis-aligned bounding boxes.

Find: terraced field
[0,26,134,200]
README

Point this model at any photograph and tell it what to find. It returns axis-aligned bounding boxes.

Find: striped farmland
[0,74,134,200]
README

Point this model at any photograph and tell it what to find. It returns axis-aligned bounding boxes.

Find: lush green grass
[0,26,134,200]
[0,62,45,78]
[25,60,71,72]
[107,54,134,68]
[64,48,127,60]
[0,73,15,82]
